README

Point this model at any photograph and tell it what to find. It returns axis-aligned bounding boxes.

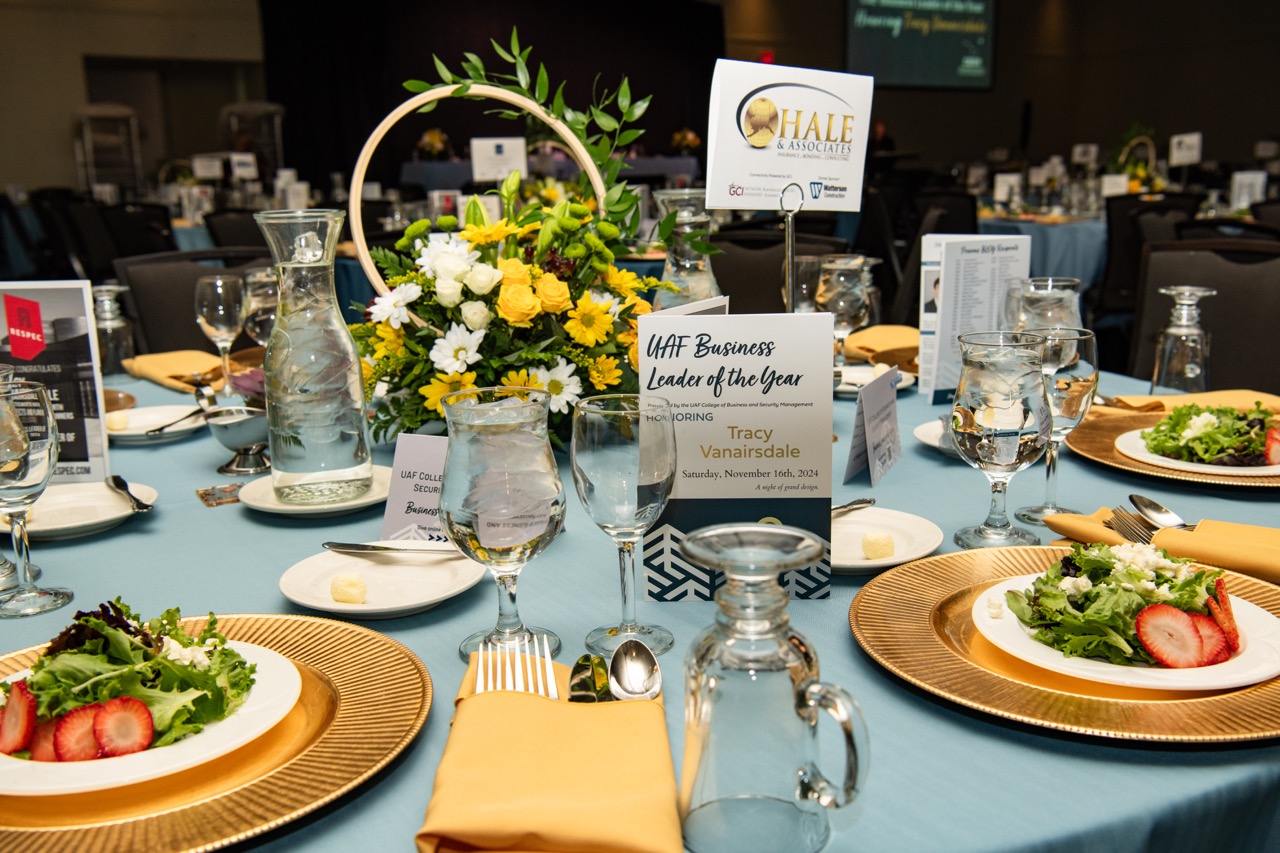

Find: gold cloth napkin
[1045,509,1280,584]
[1095,390,1280,414]
[122,351,224,393]
[416,654,682,853]
[842,325,919,363]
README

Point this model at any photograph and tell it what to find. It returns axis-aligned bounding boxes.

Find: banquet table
[979,216,1107,289]
[4,370,1280,852]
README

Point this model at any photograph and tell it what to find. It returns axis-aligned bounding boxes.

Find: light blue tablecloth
[979,217,1108,289]
[7,372,1280,851]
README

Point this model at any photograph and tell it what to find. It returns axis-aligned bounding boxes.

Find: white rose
[435,277,464,307]
[459,300,492,331]
[464,262,503,295]
[433,253,471,283]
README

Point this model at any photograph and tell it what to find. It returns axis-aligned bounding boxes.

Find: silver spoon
[106,475,153,512]
[1129,494,1194,530]
[833,497,875,514]
[608,639,662,701]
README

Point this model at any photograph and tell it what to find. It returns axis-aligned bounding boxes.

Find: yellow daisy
[602,266,641,298]
[498,368,544,390]
[564,295,614,347]
[588,356,622,390]
[419,370,478,415]
[458,218,520,247]
[372,322,406,360]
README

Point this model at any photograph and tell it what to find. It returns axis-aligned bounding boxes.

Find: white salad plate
[975,573,1280,691]
[834,365,914,398]
[912,419,963,459]
[829,507,944,575]
[107,405,206,444]
[279,540,486,619]
[239,466,392,517]
[0,481,158,540]
[0,641,302,795]
[1114,429,1280,477]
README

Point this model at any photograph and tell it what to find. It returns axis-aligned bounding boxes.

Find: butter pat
[330,573,367,604]
[872,362,892,378]
[105,410,130,431]
[861,530,895,560]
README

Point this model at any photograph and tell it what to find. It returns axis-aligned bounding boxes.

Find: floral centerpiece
[349,31,678,442]
[670,127,702,156]
[416,128,452,160]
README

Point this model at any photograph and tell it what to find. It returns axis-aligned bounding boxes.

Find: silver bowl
[205,406,269,475]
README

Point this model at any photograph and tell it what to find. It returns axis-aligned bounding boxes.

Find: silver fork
[1107,506,1154,544]
[475,636,558,698]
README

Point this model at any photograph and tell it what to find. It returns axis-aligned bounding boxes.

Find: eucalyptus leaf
[618,79,632,113]
[625,95,652,123]
[591,107,619,132]
[416,102,439,114]
[535,64,549,103]
[490,38,515,63]
[433,56,454,84]
[403,79,430,93]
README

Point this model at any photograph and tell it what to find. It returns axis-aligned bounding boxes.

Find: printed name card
[1071,143,1099,166]
[637,312,834,600]
[1100,174,1130,198]
[229,152,259,181]
[0,282,109,483]
[381,433,449,542]
[470,137,528,183]
[191,154,224,181]
[1169,132,1203,168]
[993,172,1022,203]
[1230,170,1267,212]
[704,59,874,212]
[843,367,901,485]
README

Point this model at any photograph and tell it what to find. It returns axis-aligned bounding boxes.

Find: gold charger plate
[850,546,1280,742]
[1065,411,1280,488]
[0,614,432,851]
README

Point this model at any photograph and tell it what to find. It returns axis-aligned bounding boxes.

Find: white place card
[283,181,311,210]
[360,181,382,201]
[993,173,1022,203]
[1071,143,1099,166]
[637,312,834,600]
[381,433,449,542]
[1027,166,1047,188]
[1100,174,1130,197]
[1169,132,1203,168]
[1230,170,1268,211]
[704,59,873,212]
[191,154,224,181]
[229,152,259,181]
[0,282,109,483]
[470,137,527,183]
[843,367,901,485]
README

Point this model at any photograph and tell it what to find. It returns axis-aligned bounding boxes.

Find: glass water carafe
[91,284,134,376]
[254,209,372,505]
[678,523,869,853]
[652,189,720,309]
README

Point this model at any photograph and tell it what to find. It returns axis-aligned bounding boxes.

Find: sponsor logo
[809,182,823,199]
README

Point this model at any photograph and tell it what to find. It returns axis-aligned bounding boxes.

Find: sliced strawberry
[1211,576,1241,652]
[93,696,154,757]
[28,719,57,762]
[1136,603,1204,668]
[1266,427,1280,466]
[54,704,103,761]
[0,681,36,754]
[1189,612,1230,665]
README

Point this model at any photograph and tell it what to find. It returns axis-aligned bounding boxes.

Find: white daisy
[368,282,423,329]
[533,357,583,414]
[429,323,485,374]
[588,288,622,318]
[414,233,478,278]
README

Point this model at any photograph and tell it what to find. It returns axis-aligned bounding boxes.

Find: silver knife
[321,541,452,555]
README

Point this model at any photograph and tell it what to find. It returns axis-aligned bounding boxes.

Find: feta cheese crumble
[1058,575,1094,596]
[161,635,212,671]
[1179,411,1218,442]
[986,595,1004,619]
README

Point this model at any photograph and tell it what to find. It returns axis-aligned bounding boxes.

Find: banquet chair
[887,206,945,326]
[28,188,93,280]
[203,210,268,248]
[911,188,978,235]
[1175,218,1280,242]
[64,201,122,283]
[709,230,847,314]
[1127,239,1280,393]
[112,247,269,354]
[1251,199,1280,226]
[100,203,176,257]
[852,186,905,311]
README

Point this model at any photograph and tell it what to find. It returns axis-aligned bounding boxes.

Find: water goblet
[1001,276,1083,331]
[817,254,876,363]
[0,380,71,617]
[194,273,244,402]
[1015,328,1099,524]
[1151,285,1215,393]
[240,268,278,346]
[571,394,676,658]
[439,387,565,662]
[949,331,1051,548]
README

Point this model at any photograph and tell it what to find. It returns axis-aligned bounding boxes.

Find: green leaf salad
[1004,543,1222,666]
[1141,403,1273,466]
[4,599,255,749]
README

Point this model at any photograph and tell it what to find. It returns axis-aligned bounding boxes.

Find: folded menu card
[1045,508,1280,585]
[416,655,681,853]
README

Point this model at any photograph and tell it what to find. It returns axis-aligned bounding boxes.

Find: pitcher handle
[800,681,869,809]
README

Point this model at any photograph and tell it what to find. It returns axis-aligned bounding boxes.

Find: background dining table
[4,369,1280,851]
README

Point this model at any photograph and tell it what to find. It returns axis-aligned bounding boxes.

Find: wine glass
[439,387,565,662]
[571,394,676,658]
[1015,328,1099,524]
[1151,285,1215,393]
[949,331,1051,549]
[0,380,70,617]
[1001,277,1082,331]
[240,268,278,346]
[817,255,878,364]
[194,274,244,401]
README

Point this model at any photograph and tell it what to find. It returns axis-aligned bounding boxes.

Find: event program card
[637,312,834,600]
[843,367,901,485]
[381,433,449,542]
[0,281,109,483]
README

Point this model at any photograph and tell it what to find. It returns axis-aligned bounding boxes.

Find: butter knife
[321,541,451,555]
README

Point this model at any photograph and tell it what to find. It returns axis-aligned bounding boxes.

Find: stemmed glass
[1002,277,1082,331]
[818,255,880,364]
[240,269,278,346]
[194,274,244,401]
[949,331,1051,548]
[1151,285,1215,393]
[1015,328,1099,524]
[0,380,70,617]
[439,387,565,662]
[571,394,676,657]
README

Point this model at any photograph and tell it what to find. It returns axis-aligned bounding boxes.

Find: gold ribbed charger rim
[0,614,432,851]
[1065,411,1280,488]
[850,546,1280,742]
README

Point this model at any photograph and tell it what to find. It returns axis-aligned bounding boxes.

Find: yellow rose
[497,257,531,289]
[496,282,541,326]
[535,273,573,314]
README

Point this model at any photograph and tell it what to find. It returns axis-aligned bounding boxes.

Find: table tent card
[1071,143,1100,166]
[843,366,901,485]
[1230,171,1268,212]
[0,281,109,483]
[1169,132,1203,168]
[637,312,834,601]
[470,137,527,183]
[1100,174,1130,198]
[704,59,874,212]
[917,235,1031,405]
[381,433,449,542]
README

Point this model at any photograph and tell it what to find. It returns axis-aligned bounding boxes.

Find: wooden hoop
[348,84,608,299]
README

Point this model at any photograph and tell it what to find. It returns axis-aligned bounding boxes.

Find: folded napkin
[416,654,682,853]
[843,325,919,363]
[1045,508,1280,585]
[1095,389,1280,415]
[123,351,224,393]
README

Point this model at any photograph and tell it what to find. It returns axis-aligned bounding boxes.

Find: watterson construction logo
[735,83,858,158]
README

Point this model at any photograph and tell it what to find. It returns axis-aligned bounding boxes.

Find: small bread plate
[1115,429,1280,478]
[239,465,392,517]
[830,507,944,574]
[0,481,158,540]
[280,540,487,619]
[0,641,301,795]
[912,419,963,459]
[107,405,205,444]
[835,365,914,398]
[975,574,1280,691]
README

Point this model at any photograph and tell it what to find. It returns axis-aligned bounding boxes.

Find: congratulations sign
[705,59,874,212]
